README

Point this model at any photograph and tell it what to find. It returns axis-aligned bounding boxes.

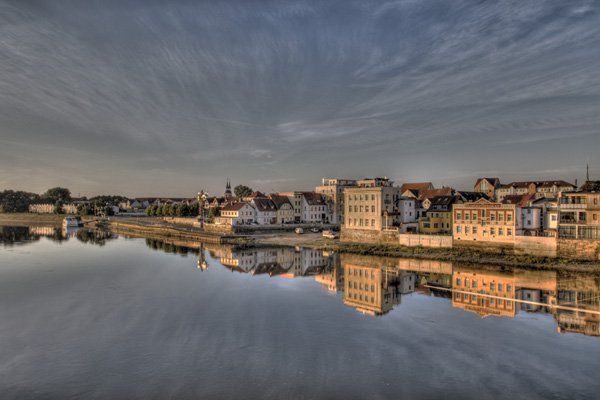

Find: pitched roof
[474,177,500,187]
[501,193,535,207]
[400,182,434,193]
[269,194,292,209]
[499,180,575,189]
[427,195,456,211]
[579,180,600,192]
[456,191,489,202]
[418,187,453,200]
[302,192,326,206]
[252,198,277,212]
[221,202,253,212]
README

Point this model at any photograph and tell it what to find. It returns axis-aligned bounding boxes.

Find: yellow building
[453,198,518,243]
[344,178,401,231]
[418,195,455,234]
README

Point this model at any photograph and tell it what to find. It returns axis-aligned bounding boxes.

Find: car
[295,227,304,234]
[322,230,338,239]
[310,227,320,233]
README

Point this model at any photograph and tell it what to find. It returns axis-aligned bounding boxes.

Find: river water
[1,226,599,399]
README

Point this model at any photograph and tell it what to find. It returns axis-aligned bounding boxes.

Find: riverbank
[3,213,599,271]
[232,235,600,272]
[0,213,73,227]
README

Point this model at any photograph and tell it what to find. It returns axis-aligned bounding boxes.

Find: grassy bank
[0,212,69,227]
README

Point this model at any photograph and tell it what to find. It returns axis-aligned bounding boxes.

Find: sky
[0,0,599,197]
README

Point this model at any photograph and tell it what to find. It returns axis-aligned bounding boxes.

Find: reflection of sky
[1,1,599,196]
[1,237,599,399]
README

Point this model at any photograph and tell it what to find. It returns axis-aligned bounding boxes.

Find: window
[472,226,478,234]
[456,226,462,233]
[499,228,503,235]
[457,212,462,220]
[507,228,513,236]
[472,280,477,288]
[456,278,461,286]
[371,219,375,226]
[507,213,513,221]
[506,284,512,292]
[371,205,375,213]
[472,212,477,220]
[497,283,503,292]
[490,228,495,235]
[490,282,496,291]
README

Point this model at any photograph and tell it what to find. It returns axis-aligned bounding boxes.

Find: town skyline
[1,1,599,196]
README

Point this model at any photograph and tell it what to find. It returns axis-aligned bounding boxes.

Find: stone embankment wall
[398,234,453,248]
[162,217,200,227]
[341,227,600,261]
[557,239,600,261]
[340,228,399,245]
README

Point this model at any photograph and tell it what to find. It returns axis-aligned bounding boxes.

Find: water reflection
[0,225,116,246]
[151,239,600,337]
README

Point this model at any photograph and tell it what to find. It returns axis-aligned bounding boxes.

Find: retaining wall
[398,234,453,248]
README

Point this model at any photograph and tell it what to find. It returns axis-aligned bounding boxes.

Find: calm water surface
[1,226,599,399]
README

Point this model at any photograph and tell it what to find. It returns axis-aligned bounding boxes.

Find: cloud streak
[0,0,599,196]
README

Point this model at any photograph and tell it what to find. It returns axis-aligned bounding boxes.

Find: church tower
[224,178,233,198]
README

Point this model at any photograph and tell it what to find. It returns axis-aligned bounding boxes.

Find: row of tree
[0,187,72,213]
[146,203,200,217]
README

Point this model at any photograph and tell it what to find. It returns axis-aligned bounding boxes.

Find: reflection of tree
[144,238,199,256]
[0,226,41,245]
[75,229,117,246]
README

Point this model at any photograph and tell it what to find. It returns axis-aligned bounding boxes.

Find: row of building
[341,177,600,241]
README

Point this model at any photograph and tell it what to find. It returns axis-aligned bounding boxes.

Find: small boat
[322,230,338,239]
[63,216,83,228]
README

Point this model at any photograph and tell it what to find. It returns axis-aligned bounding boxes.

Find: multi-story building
[343,178,402,231]
[474,177,501,199]
[495,180,576,202]
[214,202,256,226]
[315,178,357,224]
[418,195,456,235]
[277,192,303,222]
[399,182,434,198]
[269,194,294,224]
[558,186,600,240]
[251,198,277,225]
[453,198,520,243]
[301,192,329,223]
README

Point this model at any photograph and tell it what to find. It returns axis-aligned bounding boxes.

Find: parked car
[310,227,320,233]
[322,230,338,239]
[295,227,304,234]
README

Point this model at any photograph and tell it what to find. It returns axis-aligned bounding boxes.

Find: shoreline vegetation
[2,213,599,272]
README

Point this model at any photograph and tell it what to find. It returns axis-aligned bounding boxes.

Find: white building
[215,202,256,226]
[251,198,277,225]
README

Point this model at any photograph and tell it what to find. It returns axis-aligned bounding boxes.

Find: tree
[43,187,71,204]
[207,206,220,221]
[53,201,64,214]
[234,185,253,198]
[0,190,39,213]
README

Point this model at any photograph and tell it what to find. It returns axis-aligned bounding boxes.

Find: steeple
[225,178,232,197]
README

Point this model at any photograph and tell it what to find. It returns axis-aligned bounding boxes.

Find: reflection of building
[339,253,414,316]
[343,263,400,316]
[555,273,600,336]
[452,267,517,318]
[214,246,330,277]
[314,255,343,292]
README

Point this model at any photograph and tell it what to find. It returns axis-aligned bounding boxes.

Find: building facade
[315,178,357,224]
[558,190,600,239]
[343,178,402,231]
[453,199,519,243]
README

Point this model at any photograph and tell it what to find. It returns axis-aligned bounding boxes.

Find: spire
[586,164,590,182]
[225,178,232,197]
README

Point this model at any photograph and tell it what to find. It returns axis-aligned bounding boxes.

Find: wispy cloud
[0,0,599,195]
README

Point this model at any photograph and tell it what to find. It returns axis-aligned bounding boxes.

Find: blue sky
[0,0,598,196]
